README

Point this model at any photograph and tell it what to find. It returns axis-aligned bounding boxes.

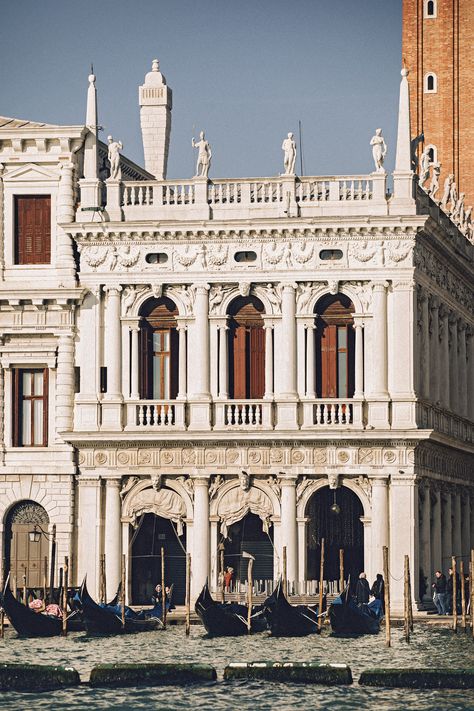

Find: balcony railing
[125,400,186,430]
[213,400,274,429]
[104,173,388,222]
[301,399,363,428]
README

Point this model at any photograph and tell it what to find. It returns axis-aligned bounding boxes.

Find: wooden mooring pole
[185,553,191,637]
[383,545,391,647]
[22,575,27,606]
[43,556,47,602]
[121,554,126,629]
[407,559,414,632]
[452,556,458,633]
[460,560,466,631]
[339,548,344,593]
[318,538,325,631]
[62,556,68,637]
[247,557,254,634]
[282,546,287,597]
[404,555,410,643]
[0,606,4,639]
[161,546,167,629]
[220,547,225,603]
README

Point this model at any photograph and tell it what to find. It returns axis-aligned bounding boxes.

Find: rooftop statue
[107,135,123,180]
[441,173,454,211]
[282,132,296,175]
[429,162,441,200]
[192,130,212,178]
[419,147,431,189]
[370,128,387,173]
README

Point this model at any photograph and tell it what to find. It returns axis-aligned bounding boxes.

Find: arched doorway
[222,513,273,588]
[139,297,179,399]
[228,296,265,399]
[306,486,364,587]
[131,514,187,605]
[4,501,49,589]
[314,293,355,398]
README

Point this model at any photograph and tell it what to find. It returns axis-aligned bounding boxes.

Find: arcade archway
[131,514,187,605]
[4,500,49,588]
[222,512,273,587]
[306,486,364,586]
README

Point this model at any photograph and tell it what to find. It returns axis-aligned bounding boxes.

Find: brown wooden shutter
[233,325,247,399]
[15,196,51,264]
[249,326,265,399]
[42,369,49,446]
[12,369,21,447]
[321,325,338,398]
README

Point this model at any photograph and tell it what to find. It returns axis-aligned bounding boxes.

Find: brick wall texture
[402,0,474,206]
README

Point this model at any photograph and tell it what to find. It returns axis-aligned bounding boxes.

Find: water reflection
[0,625,473,710]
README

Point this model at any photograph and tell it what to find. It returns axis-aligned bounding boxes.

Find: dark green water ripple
[0,624,473,710]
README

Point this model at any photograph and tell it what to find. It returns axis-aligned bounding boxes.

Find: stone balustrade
[102,173,388,222]
[301,398,364,429]
[124,400,186,430]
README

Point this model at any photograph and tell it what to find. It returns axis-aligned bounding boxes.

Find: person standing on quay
[447,566,461,614]
[370,573,385,612]
[432,570,448,615]
[356,572,370,606]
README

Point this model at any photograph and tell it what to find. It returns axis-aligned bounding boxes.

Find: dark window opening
[228,296,265,399]
[234,251,257,263]
[320,249,343,261]
[145,253,168,264]
[12,369,48,447]
[140,297,179,400]
[315,293,355,399]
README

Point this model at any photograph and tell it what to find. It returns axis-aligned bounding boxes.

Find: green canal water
[0,624,473,710]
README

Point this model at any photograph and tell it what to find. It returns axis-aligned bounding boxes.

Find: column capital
[369,476,389,486]
[371,280,389,291]
[281,282,297,293]
[104,284,123,295]
[104,477,122,488]
[192,283,210,294]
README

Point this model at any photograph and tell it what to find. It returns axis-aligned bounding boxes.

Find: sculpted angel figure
[192,130,212,178]
[370,128,387,173]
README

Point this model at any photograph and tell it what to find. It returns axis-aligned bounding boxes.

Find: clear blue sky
[1,0,402,179]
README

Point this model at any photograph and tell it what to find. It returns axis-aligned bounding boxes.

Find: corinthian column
[55,333,75,437]
[371,281,388,396]
[458,323,467,417]
[103,286,123,399]
[305,323,316,398]
[419,288,430,399]
[264,323,274,398]
[419,484,432,597]
[189,285,210,399]
[467,328,474,421]
[280,476,298,586]
[192,477,210,600]
[104,478,122,599]
[353,318,364,397]
[218,323,229,398]
[439,306,450,408]
[177,323,187,399]
[429,296,440,404]
[279,284,297,398]
[370,477,389,576]
[130,327,140,399]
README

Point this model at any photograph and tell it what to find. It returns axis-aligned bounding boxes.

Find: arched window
[426,144,437,164]
[424,73,437,93]
[228,296,265,399]
[139,297,179,399]
[425,0,436,18]
[315,293,355,398]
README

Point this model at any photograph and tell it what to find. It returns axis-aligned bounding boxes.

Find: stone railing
[101,173,388,222]
[301,398,364,429]
[213,400,274,429]
[416,402,473,444]
[124,400,186,430]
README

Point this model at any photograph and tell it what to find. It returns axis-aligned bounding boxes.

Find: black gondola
[195,582,268,636]
[263,579,326,636]
[79,578,162,635]
[329,588,381,635]
[0,582,84,637]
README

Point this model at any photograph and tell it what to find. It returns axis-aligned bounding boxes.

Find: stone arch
[122,477,192,532]
[130,285,190,319]
[297,476,371,519]
[305,284,364,315]
[216,285,277,316]
[4,500,50,588]
[211,479,279,537]
[0,486,61,527]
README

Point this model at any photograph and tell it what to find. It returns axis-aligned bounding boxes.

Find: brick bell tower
[402,0,474,206]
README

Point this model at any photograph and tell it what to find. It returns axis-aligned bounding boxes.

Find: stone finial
[395,67,411,173]
[152,58,160,72]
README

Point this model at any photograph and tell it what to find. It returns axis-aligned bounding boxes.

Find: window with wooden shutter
[12,369,49,447]
[228,296,265,399]
[14,195,51,264]
[139,297,179,400]
[315,294,355,399]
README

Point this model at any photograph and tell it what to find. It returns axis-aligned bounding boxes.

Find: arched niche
[4,500,50,588]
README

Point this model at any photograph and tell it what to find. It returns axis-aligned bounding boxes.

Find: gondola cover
[263,579,325,637]
[329,589,381,635]
[0,583,62,637]
[195,582,267,636]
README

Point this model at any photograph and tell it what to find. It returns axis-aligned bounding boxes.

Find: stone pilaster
[280,476,298,585]
[429,295,440,404]
[102,286,123,430]
[104,478,122,599]
[192,476,210,600]
[370,477,389,577]
[275,283,298,429]
[368,280,389,428]
[419,483,432,597]
[55,333,75,437]
[188,284,211,429]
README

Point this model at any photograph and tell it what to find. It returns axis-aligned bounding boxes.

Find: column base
[366,399,390,429]
[391,399,417,429]
[74,399,100,431]
[275,400,299,430]
[188,402,212,431]
[100,401,124,431]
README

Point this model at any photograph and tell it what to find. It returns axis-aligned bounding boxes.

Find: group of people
[432,568,470,615]
[355,572,385,610]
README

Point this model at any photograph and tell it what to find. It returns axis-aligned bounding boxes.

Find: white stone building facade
[0,63,472,612]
